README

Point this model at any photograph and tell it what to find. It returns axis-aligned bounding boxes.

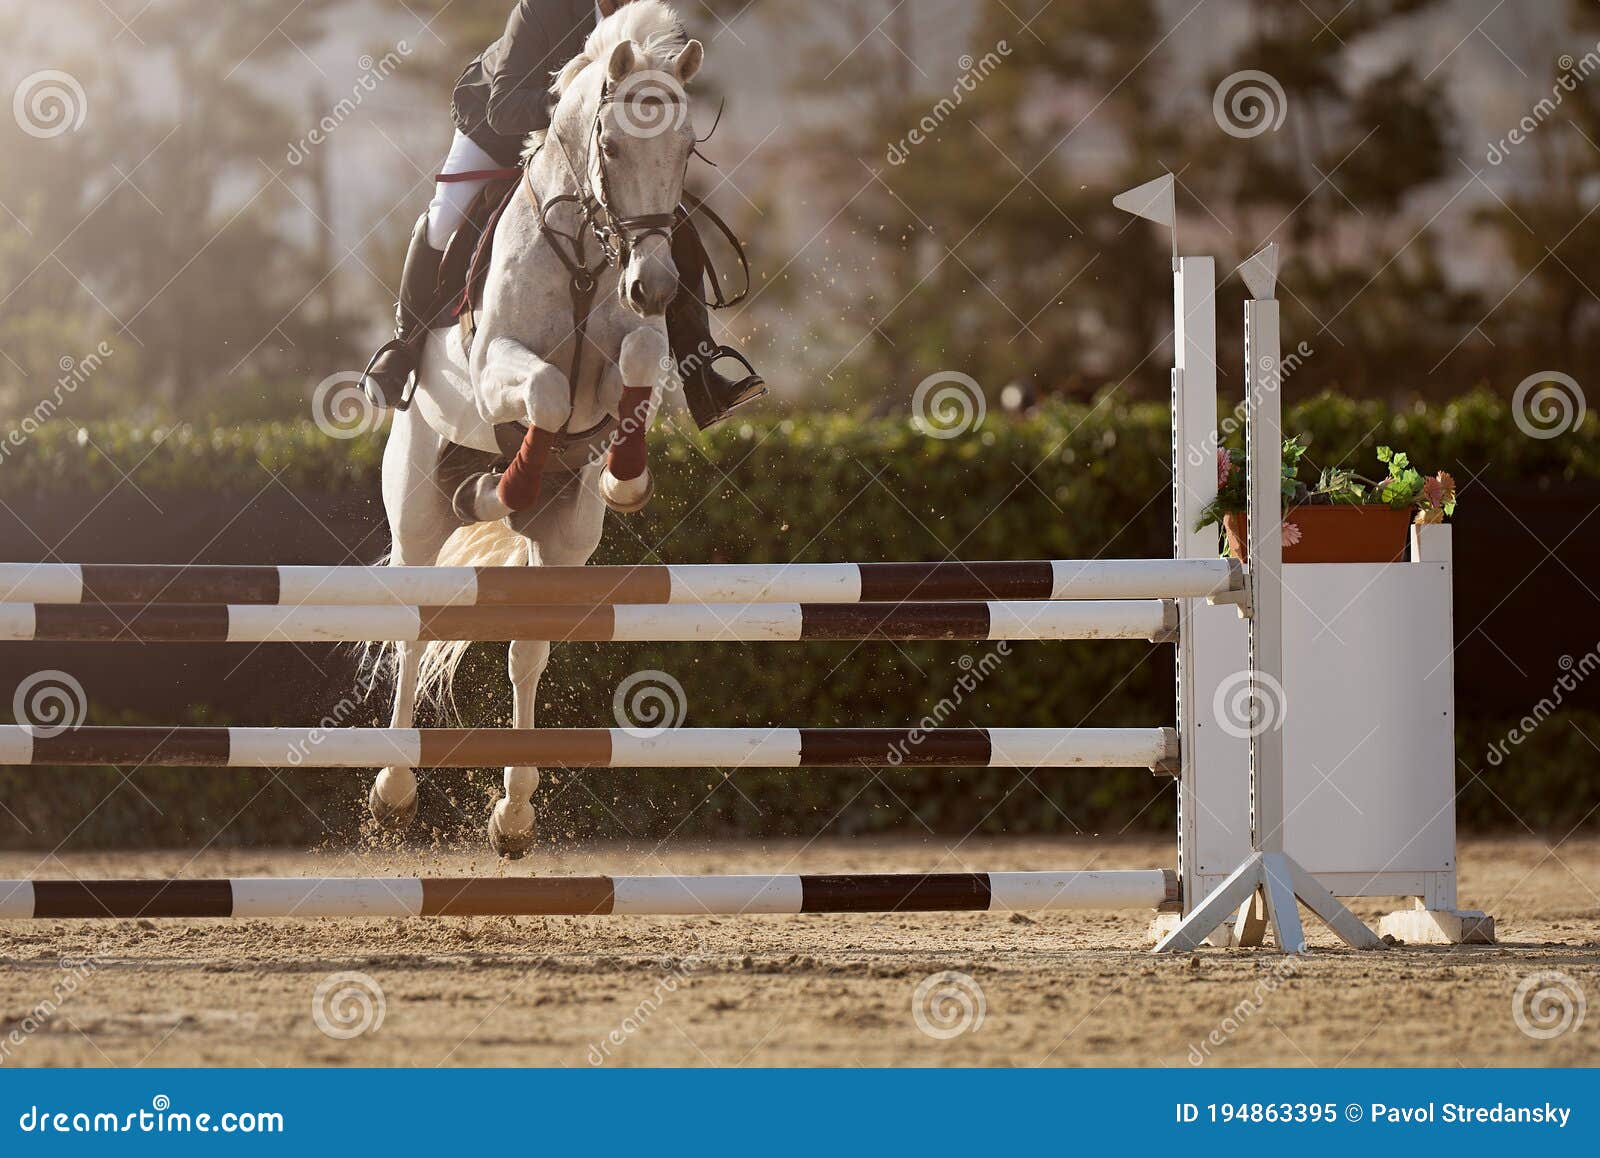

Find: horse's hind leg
[370,405,457,829]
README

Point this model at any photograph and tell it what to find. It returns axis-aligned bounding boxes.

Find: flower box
[1223,505,1413,564]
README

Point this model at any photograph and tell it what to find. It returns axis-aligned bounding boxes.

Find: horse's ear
[607,39,637,82]
[674,40,704,83]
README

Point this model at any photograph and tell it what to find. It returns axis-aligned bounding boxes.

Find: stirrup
[688,347,768,431]
[361,339,420,411]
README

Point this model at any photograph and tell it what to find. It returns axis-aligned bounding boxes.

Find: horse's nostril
[630,281,646,306]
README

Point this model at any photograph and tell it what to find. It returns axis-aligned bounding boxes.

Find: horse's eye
[601,139,620,158]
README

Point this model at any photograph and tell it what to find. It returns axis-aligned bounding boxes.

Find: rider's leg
[665,216,767,431]
[362,131,495,407]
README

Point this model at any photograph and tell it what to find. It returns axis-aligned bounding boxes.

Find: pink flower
[1217,448,1232,489]
[1281,521,1302,548]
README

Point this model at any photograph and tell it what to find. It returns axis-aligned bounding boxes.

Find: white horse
[369,2,702,856]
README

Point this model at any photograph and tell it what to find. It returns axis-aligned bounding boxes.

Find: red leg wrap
[607,385,654,482]
[496,426,559,511]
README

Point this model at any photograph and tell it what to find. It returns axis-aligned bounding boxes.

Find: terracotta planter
[1224,505,1413,564]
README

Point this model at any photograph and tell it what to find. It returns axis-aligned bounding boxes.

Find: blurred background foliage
[1,0,1598,415]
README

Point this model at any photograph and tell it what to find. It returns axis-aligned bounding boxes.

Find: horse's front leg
[457,336,574,522]
[486,638,549,858]
[599,326,669,513]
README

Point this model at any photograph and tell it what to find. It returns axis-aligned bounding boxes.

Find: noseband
[536,77,686,280]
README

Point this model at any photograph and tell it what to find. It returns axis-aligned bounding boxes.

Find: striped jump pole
[0,726,1180,771]
[0,870,1180,920]
[0,599,1177,644]
[0,558,1243,607]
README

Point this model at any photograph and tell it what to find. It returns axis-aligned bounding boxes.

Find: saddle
[430,171,522,343]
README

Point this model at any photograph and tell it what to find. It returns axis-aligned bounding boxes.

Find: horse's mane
[551,1,688,100]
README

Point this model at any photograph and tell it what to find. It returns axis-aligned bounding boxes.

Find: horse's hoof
[487,810,537,860]
[368,784,417,831]
[453,472,512,525]
[600,467,654,513]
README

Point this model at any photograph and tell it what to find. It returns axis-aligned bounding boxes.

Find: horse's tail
[411,520,530,711]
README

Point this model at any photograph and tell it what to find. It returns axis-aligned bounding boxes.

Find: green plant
[1196,438,1459,533]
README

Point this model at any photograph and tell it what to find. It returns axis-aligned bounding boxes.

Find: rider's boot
[666,219,766,431]
[362,214,445,409]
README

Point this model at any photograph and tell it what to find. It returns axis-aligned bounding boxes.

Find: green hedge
[1,389,1595,849]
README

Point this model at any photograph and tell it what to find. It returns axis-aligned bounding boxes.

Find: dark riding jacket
[452,0,597,167]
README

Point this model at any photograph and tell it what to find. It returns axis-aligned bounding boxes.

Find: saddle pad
[413,326,498,453]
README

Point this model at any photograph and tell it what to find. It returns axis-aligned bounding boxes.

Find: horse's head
[594,38,701,316]
[548,4,703,318]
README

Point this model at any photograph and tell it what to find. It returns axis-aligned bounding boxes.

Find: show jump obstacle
[0,178,1487,950]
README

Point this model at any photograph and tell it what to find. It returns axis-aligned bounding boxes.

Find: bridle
[507,67,746,460]
[533,75,688,287]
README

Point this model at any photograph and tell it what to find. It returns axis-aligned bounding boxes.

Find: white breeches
[426,131,501,249]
